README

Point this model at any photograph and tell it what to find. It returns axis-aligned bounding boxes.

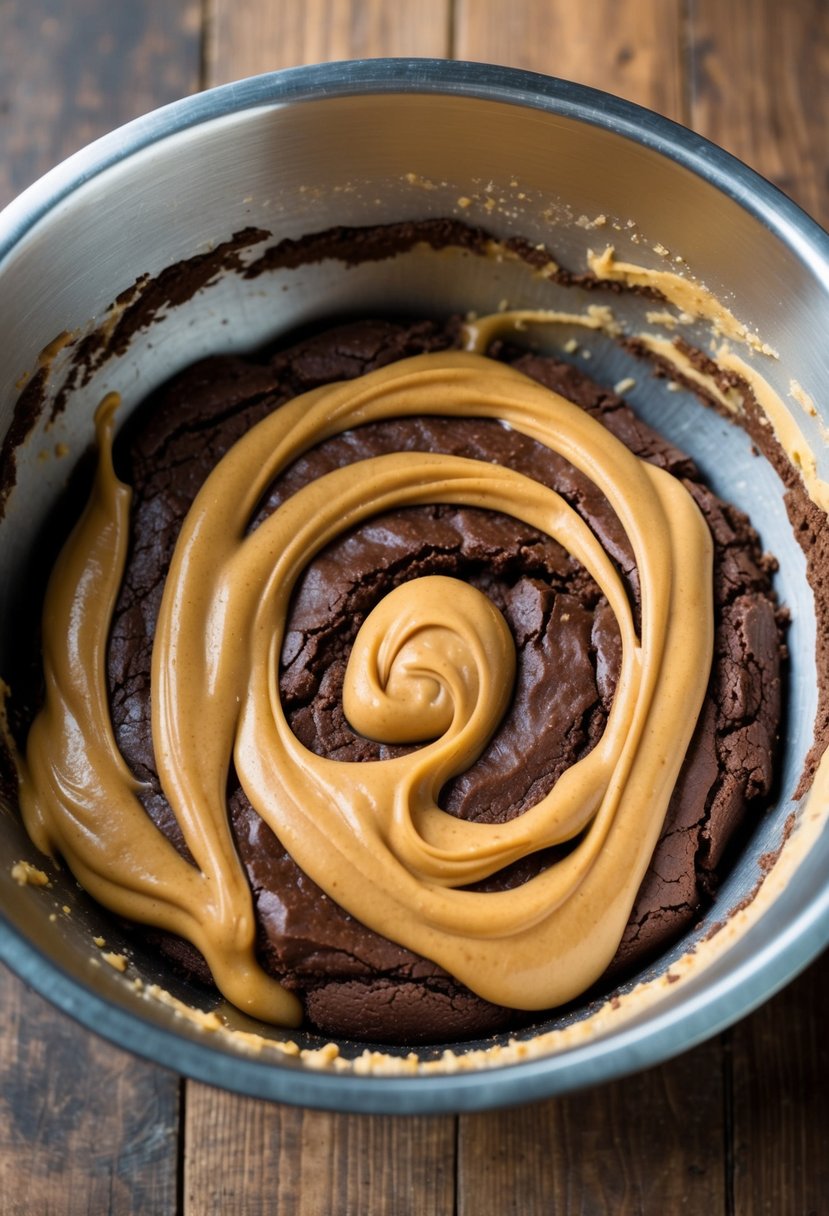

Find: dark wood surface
[1,2,828,1212]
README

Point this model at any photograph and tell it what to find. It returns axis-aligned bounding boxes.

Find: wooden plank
[184,1088,456,1216]
[454,0,686,121]
[688,0,829,226]
[730,954,829,1213]
[688,4,829,1211]
[0,2,198,1213]
[457,1042,726,1216]
[0,963,180,1216]
[187,7,458,1216]
[449,7,725,1211]
[0,0,202,208]
[205,0,452,87]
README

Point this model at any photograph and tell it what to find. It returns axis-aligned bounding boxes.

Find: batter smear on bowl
[12,316,783,1043]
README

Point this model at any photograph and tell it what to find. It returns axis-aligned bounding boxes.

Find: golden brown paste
[17,352,714,1025]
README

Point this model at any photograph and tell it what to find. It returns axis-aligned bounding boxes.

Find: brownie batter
[102,318,783,1043]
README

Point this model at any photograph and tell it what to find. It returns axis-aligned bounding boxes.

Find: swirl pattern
[18,351,714,1024]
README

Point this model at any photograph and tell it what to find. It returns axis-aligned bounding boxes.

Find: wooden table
[1,2,828,1212]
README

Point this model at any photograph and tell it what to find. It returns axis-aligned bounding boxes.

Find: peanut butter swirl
[18,352,714,1024]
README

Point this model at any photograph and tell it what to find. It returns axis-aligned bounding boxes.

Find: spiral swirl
[18,351,714,1024]
[342,576,516,748]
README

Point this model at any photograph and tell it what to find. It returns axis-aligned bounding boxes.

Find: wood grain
[1,2,829,1214]
[454,0,686,121]
[184,1090,455,1216]
[457,1041,726,1215]
[0,3,199,1213]
[688,0,829,226]
[0,0,201,209]
[205,0,451,87]
[687,3,829,1210]
[0,965,179,1216]
[450,4,723,1212]
[730,952,829,1213]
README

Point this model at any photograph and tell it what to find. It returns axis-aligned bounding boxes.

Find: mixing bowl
[1,59,828,1114]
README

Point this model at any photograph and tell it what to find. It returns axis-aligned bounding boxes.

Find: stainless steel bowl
[1,59,828,1114]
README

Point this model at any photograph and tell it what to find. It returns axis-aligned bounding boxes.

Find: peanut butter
[16,352,714,1025]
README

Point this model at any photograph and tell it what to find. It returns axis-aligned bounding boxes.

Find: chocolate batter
[104,318,783,1043]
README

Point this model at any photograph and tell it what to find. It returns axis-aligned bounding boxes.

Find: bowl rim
[2,57,829,1114]
[3,57,829,277]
